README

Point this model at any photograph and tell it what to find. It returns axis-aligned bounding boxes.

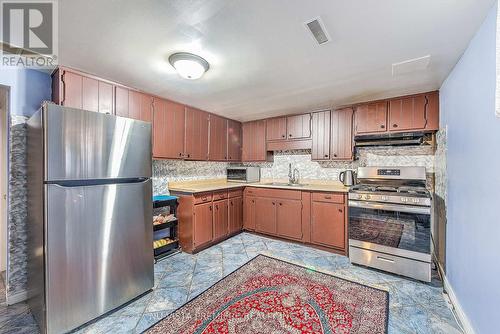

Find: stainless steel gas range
[348,167,432,282]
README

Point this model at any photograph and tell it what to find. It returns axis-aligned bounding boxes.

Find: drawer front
[213,191,228,200]
[245,187,301,200]
[312,192,344,204]
[194,193,213,204]
[228,189,243,198]
[349,246,431,282]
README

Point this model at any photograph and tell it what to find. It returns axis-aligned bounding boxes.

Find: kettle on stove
[339,170,356,186]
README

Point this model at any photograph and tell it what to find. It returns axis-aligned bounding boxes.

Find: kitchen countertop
[168,178,350,194]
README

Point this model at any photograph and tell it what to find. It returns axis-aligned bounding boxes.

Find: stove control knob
[401,197,408,202]
[381,196,388,201]
[412,198,419,204]
[357,194,363,200]
[365,195,371,200]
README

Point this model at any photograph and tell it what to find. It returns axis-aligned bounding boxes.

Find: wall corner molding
[438,263,476,334]
[6,289,27,305]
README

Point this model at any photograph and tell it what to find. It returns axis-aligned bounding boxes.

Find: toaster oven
[227,167,260,183]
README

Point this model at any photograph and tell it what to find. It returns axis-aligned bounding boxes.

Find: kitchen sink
[263,182,308,187]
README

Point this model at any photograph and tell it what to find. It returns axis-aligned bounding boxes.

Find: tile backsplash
[153,145,436,195]
[153,160,229,195]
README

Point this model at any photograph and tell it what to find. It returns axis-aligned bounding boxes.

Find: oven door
[348,200,431,260]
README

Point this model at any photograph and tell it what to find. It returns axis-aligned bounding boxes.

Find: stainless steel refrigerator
[27,103,154,334]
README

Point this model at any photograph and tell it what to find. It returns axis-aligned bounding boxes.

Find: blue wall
[440,3,499,333]
[0,68,52,117]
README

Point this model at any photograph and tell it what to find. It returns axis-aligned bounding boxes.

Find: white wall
[440,3,499,333]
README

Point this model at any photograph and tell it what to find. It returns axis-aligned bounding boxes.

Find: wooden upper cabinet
[355,102,388,135]
[123,89,153,122]
[140,93,153,123]
[227,120,242,161]
[242,120,268,162]
[209,114,228,161]
[98,81,113,114]
[128,90,142,121]
[61,70,83,109]
[287,114,311,139]
[266,117,287,141]
[82,76,98,112]
[276,199,302,241]
[115,86,129,118]
[424,91,439,131]
[331,108,354,160]
[311,110,331,160]
[389,95,427,131]
[185,107,209,160]
[153,99,185,159]
[58,69,114,115]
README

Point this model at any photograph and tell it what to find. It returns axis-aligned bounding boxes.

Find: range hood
[354,132,430,147]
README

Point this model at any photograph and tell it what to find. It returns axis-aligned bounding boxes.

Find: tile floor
[0,233,463,334]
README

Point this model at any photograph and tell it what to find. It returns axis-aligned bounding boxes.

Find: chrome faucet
[288,163,300,184]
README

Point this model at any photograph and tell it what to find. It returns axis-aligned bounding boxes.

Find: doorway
[0,85,8,303]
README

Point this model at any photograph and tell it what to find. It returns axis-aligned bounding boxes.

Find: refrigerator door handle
[46,178,150,188]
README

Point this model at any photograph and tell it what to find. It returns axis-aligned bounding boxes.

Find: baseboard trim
[437,263,475,334]
[6,290,27,305]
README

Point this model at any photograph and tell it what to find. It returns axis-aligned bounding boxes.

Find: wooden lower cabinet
[243,195,256,230]
[177,187,346,255]
[255,198,277,235]
[276,199,303,241]
[310,199,346,250]
[213,199,228,240]
[193,202,213,249]
[228,196,243,234]
[176,188,243,253]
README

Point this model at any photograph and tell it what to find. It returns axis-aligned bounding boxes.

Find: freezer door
[44,104,152,181]
[45,180,153,334]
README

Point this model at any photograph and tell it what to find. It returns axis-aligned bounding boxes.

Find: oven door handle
[348,200,431,215]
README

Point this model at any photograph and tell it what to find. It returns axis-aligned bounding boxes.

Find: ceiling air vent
[305,17,330,45]
[392,55,431,76]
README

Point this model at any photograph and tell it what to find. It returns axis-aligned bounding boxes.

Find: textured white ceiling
[59,0,495,121]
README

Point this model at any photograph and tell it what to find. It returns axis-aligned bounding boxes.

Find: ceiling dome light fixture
[168,52,210,80]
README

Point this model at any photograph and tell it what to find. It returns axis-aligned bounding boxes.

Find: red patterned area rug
[145,255,389,334]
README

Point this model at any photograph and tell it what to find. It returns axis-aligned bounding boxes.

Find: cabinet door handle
[215,204,218,210]
[288,134,292,137]
[279,202,282,206]
[209,206,212,211]
[380,124,385,129]
[333,154,337,158]
[230,201,233,206]
[272,202,275,205]
[324,154,329,158]
[282,134,285,138]
[324,196,332,199]
[179,152,182,157]
[338,208,343,213]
